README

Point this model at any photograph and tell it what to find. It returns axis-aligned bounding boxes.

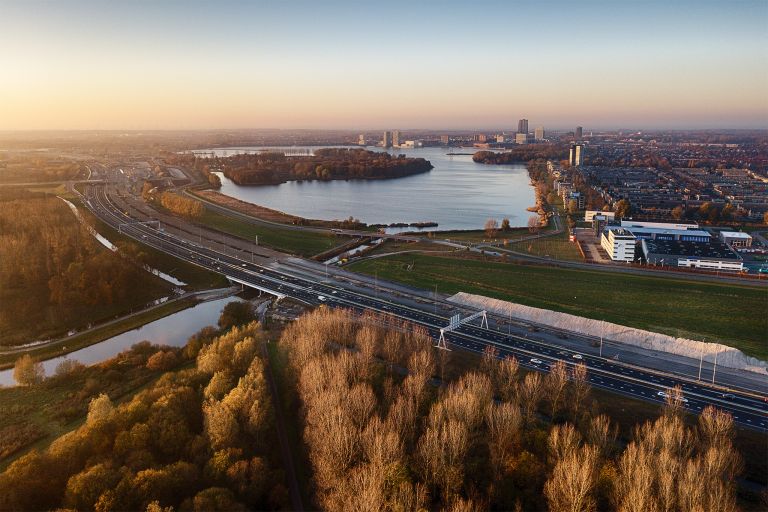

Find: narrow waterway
[0,297,241,387]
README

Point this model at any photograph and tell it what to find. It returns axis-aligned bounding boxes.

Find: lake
[192,146,536,231]
[0,297,240,387]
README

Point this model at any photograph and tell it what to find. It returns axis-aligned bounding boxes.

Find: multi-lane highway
[83,183,768,431]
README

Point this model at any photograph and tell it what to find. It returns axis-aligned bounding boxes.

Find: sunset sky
[1,0,766,131]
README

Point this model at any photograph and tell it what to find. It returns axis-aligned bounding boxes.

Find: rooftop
[625,226,712,238]
[719,231,752,239]
[642,239,741,261]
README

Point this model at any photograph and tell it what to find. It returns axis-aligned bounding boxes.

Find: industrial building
[719,231,752,248]
[600,228,637,262]
[641,239,743,272]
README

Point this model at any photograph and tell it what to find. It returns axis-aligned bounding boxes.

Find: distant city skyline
[1,0,766,131]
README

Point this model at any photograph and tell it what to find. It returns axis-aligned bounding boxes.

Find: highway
[83,183,768,431]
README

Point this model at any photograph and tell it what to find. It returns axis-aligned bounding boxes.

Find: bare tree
[485,402,522,480]
[614,443,656,512]
[545,361,569,420]
[497,355,520,403]
[663,385,686,417]
[571,363,590,416]
[544,444,600,512]
[519,372,543,423]
[527,215,540,234]
[586,414,617,459]
[697,406,734,450]
[480,345,500,386]
[548,423,582,465]
[484,218,499,238]
[417,419,470,501]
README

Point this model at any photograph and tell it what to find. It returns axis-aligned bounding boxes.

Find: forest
[0,192,171,346]
[213,148,433,185]
[0,320,287,511]
[473,145,568,165]
[276,308,746,511]
[0,306,757,511]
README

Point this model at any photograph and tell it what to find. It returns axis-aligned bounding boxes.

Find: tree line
[473,145,568,165]
[214,149,433,186]
[159,191,204,218]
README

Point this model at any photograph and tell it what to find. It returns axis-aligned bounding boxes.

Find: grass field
[197,209,341,257]
[507,229,583,261]
[349,254,768,360]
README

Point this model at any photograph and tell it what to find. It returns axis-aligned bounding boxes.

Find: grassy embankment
[196,208,341,257]
[506,228,583,261]
[349,254,768,360]
[0,297,198,370]
[80,207,229,291]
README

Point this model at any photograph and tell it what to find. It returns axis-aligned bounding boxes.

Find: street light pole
[600,336,603,357]
[698,350,704,381]
[712,350,719,384]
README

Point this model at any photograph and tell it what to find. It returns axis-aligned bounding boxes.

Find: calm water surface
[194,146,536,231]
[0,297,240,387]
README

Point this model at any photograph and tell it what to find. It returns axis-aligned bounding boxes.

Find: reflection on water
[0,297,241,387]
[194,146,536,231]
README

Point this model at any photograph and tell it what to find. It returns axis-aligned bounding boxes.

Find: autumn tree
[13,355,44,386]
[614,199,631,218]
[528,215,540,234]
[484,218,499,238]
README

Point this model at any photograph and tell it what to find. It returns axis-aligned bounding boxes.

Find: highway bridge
[83,183,768,431]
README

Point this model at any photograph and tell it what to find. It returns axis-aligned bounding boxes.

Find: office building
[641,239,743,272]
[619,221,710,242]
[496,134,505,143]
[719,231,752,248]
[575,126,583,140]
[601,228,637,262]
[569,144,584,166]
[392,130,401,147]
[358,134,366,146]
[473,134,487,142]
[515,133,528,144]
[517,119,528,135]
[585,210,616,222]
[383,131,393,148]
[621,220,700,231]
[440,135,450,145]
[534,126,545,140]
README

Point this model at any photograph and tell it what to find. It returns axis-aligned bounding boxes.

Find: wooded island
[217,148,433,186]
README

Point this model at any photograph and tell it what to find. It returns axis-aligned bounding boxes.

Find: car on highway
[318,296,326,301]
[657,391,688,403]
[572,354,583,360]
[530,358,543,364]
[721,393,735,400]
